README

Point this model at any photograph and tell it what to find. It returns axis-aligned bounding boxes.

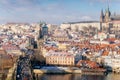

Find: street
[16,56,32,80]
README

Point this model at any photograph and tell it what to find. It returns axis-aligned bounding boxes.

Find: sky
[0,0,120,24]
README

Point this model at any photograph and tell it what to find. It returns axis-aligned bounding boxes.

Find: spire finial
[107,0,109,10]
[106,0,111,16]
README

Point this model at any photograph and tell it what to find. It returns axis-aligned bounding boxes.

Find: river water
[37,73,120,80]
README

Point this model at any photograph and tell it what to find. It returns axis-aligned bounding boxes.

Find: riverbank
[33,66,106,75]
[34,72,120,80]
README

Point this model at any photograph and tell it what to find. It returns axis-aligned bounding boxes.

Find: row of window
[47,60,74,64]
[48,57,74,60]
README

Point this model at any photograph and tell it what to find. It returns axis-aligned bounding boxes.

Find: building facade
[38,23,48,39]
[100,8,120,37]
[46,51,74,66]
[60,7,120,38]
[60,21,100,31]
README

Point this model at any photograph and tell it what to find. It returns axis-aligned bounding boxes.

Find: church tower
[38,22,45,39]
[104,7,111,22]
[100,9,104,23]
[41,23,48,37]
[100,9,104,32]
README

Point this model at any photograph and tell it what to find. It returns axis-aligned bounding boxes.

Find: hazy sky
[0,0,120,24]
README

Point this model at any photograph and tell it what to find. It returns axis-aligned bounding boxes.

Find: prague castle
[60,7,120,38]
[100,7,120,38]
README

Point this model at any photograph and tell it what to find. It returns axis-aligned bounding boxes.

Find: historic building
[36,23,48,49]
[51,29,70,42]
[60,7,120,38]
[38,23,48,39]
[60,21,100,31]
[100,7,120,38]
[46,51,75,66]
[100,7,120,23]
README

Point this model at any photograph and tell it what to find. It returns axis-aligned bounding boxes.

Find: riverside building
[46,51,74,66]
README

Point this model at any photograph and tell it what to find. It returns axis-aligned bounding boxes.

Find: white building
[103,56,120,73]
[60,21,100,31]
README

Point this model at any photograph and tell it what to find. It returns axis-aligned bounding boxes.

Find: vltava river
[38,73,120,80]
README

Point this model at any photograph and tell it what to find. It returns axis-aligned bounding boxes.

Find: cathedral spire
[100,9,104,22]
[106,0,111,17]
[101,9,104,17]
[107,0,109,10]
[104,0,111,22]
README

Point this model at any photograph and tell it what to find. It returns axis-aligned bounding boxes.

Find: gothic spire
[100,9,104,22]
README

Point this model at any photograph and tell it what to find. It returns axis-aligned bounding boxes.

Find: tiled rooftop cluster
[0,23,40,68]
[42,27,120,69]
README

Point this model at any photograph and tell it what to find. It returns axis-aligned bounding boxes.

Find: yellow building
[58,43,68,50]
[46,51,74,66]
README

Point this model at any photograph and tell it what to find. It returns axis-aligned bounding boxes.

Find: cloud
[89,0,120,3]
[81,16,92,20]
[0,0,66,24]
[0,0,103,24]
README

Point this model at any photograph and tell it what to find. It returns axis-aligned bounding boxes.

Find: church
[100,7,120,38]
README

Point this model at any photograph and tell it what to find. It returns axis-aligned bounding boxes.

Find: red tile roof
[2,44,20,51]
